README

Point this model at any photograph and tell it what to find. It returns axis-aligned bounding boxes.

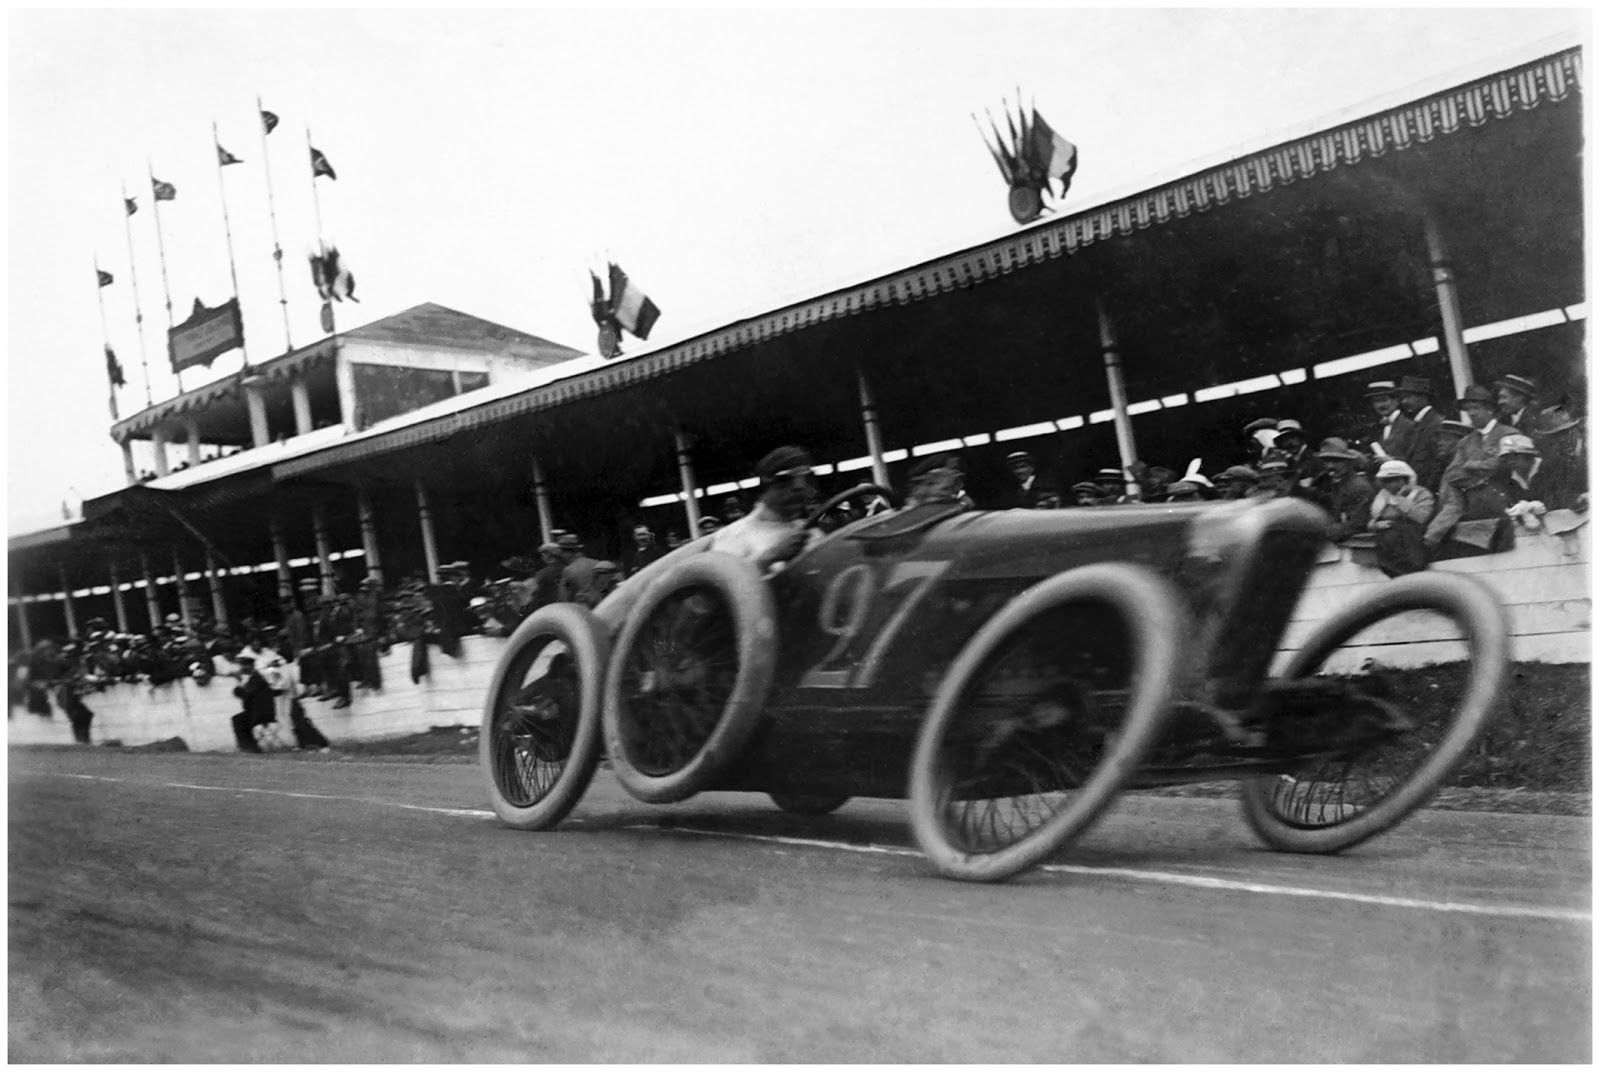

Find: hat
[1272,419,1306,440]
[1094,467,1124,483]
[1216,465,1260,484]
[1242,418,1278,436]
[1398,375,1433,397]
[1315,437,1362,461]
[539,541,562,555]
[1538,405,1582,434]
[556,533,582,550]
[360,575,383,589]
[697,517,721,531]
[1164,480,1202,497]
[1364,380,1399,397]
[499,555,541,576]
[440,560,470,573]
[1497,434,1539,457]
[165,613,182,623]
[1258,458,1290,474]
[1375,459,1417,482]
[1439,418,1473,438]
[1005,451,1035,466]
[594,560,619,574]
[468,596,489,609]
[1493,373,1538,399]
[755,445,815,480]
[1070,481,1102,494]
[297,578,320,591]
[235,652,256,663]
[1457,384,1496,407]
[909,454,958,481]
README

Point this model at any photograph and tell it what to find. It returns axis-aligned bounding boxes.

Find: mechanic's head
[754,445,816,521]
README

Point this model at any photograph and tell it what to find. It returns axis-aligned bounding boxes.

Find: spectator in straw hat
[1395,374,1450,494]
[1242,418,1279,462]
[1003,450,1060,510]
[1367,459,1435,577]
[1493,373,1539,433]
[1313,438,1375,541]
[1364,380,1416,465]
[1069,480,1107,507]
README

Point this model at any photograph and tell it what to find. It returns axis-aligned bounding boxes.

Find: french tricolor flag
[607,263,661,340]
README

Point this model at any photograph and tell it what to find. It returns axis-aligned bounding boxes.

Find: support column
[141,552,162,629]
[245,381,270,448]
[185,416,202,466]
[120,440,137,486]
[292,377,314,436]
[12,594,33,651]
[269,512,294,602]
[1096,298,1142,502]
[205,549,228,629]
[414,480,440,584]
[357,490,384,587]
[673,429,703,534]
[530,456,555,545]
[312,503,336,596]
[171,547,194,629]
[58,566,79,640]
[109,562,130,633]
[1423,213,1475,405]
[151,427,170,477]
[855,367,892,489]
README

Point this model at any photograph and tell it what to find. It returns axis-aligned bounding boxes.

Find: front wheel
[908,563,1184,882]
[1240,571,1509,853]
[480,603,609,830]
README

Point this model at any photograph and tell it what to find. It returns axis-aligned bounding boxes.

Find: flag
[97,268,114,288]
[124,196,137,216]
[260,109,279,134]
[310,146,337,180]
[589,271,610,327]
[1030,108,1078,195]
[152,178,177,201]
[309,245,356,302]
[607,263,660,340]
[216,143,243,167]
[105,345,125,388]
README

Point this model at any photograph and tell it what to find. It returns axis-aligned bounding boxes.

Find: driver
[708,445,822,575]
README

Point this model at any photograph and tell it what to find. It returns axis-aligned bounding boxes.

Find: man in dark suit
[1494,373,1539,433]
[1363,380,1415,466]
[231,653,276,752]
[1002,451,1060,509]
[1441,384,1517,491]
[624,525,667,578]
[1396,374,1451,494]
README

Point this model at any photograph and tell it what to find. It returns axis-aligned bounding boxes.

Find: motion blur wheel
[908,563,1183,882]
[603,552,777,803]
[1240,571,1508,853]
[480,603,608,830]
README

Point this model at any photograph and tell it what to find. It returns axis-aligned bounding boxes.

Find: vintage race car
[480,485,1508,883]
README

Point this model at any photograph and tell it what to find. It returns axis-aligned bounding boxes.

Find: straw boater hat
[1070,480,1102,495]
[1005,450,1036,466]
[1364,380,1399,398]
[1438,418,1473,438]
[1242,418,1278,437]
[1493,373,1538,400]
[1271,419,1307,443]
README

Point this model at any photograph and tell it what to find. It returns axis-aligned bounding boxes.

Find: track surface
[9,748,1591,1062]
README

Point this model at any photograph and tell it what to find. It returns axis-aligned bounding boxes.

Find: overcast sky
[6,7,1585,534]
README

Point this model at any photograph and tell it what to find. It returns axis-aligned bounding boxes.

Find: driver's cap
[755,445,814,480]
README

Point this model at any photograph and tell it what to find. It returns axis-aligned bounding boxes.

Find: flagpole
[148,160,182,394]
[258,95,292,352]
[121,181,154,407]
[94,261,119,421]
[212,120,249,369]
[306,127,333,334]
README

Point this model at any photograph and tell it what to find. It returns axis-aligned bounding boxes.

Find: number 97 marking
[798,559,951,690]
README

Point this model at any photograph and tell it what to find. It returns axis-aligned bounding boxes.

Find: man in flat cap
[1494,373,1539,433]
[1395,375,1450,494]
[1312,438,1376,541]
[1364,381,1416,466]
[1440,384,1516,494]
[708,445,821,575]
[1211,465,1260,501]
[1002,450,1060,510]
[1425,458,1515,558]
[530,541,566,611]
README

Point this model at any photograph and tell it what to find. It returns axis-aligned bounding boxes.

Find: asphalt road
[8,747,1591,1062]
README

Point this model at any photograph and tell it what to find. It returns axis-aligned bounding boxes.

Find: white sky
[6,7,1586,534]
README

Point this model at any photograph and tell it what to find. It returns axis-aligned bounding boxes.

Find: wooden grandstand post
[856,368,891,489]
[269,513,293,602]
[171,547,194,630]
[108,561,130,633]
[245,381,270,448]
[151,427,170,477]
[312,504,336,596]
[530,456,554,545]
[1095,298,1142,502]
[140,552,161,628]
[204,549,229,630]
[185,416,202,467]
[414,480,440,584]
[1423,212,1475,405]
[292,377,314,436]
[12,592,33,651]
[357,490,384,587]
[673,429,703,534]
[58,566,79,640]
[119,440,137,486]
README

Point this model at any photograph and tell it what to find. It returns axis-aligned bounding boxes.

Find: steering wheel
[805,483,901,529]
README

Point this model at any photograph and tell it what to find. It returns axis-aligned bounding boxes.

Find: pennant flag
[152,177,177,201]
[260,109,279,134]
[97,268,114,288]
[310,146,337,180]
[123,196,138,217]
[607,263,661,340]
[105,345,125,388]
[216,143,243,167]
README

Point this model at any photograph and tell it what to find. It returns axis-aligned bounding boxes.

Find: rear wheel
[480,603,608,830]
[908,563,1184,882]
[603,553,778,803]
[1240,571,1508,853]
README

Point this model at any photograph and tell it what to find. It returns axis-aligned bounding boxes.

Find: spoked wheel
[1240,571,1508,853]
[603,553,778,803]
[908,563,1184,882]
[481,603,609,830]
[769,792,851,815]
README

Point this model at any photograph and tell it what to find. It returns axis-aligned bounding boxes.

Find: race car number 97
[799,559,951,689]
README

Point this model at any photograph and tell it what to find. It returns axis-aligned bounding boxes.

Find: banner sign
[168,297,243,373]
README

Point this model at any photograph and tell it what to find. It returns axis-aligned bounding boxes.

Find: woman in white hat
[1368,459,1435,576]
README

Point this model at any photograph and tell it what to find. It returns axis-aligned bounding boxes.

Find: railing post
[312,503,336,596]
[856,367,892,489]
[109,561,130,633]
[1423,212,1476,406]
[357,489,384,586]
[530,455,555,545]
[674,429,703,534]
[59,566,79,640]
[415,480,440,584]
[1096,297,1142,501]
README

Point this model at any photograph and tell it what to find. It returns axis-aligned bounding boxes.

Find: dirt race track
[8,747,1591,1062]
